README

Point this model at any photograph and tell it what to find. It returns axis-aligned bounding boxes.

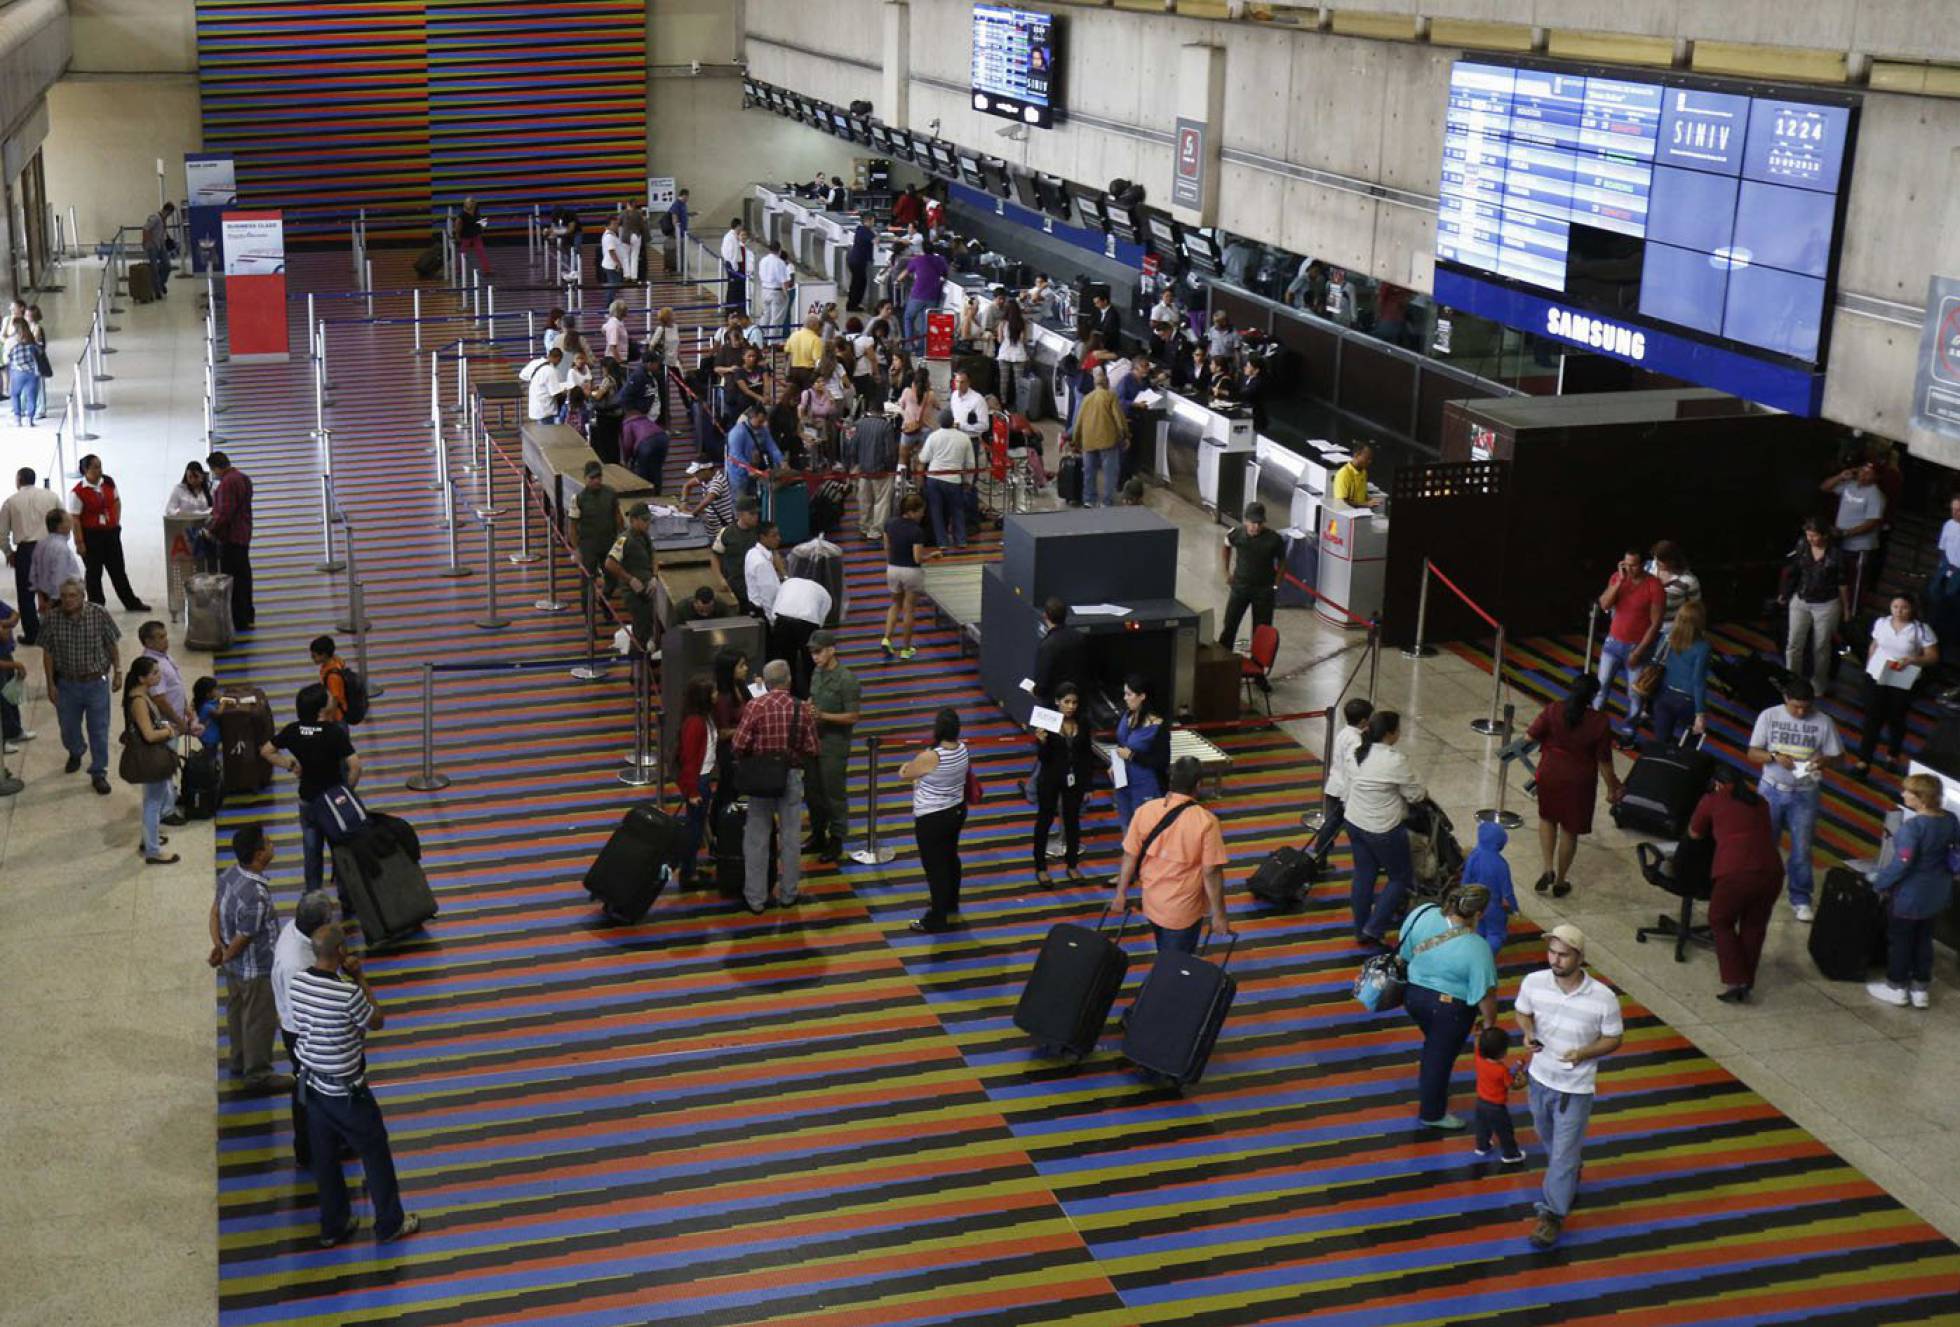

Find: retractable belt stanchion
[474,517,509,629]
[413,287,422,352]
[364,259,375,318]
[1583,603,1601,677]
[1471,625,1507,736]
[850,735,897,865]
[1477,703,1525,830]
[1367,617,1381,703]
[345,530,381,699]
[570,574,606,681]
[1301,710,1338,836]
[533,481,565,610]
[1402,561,1437,659]
[476,426,506,518]
[317,475,345,573]
[335,557,368,634]
[73,364,98,438]
[438,475,470,578]
[404,662,451,792]
[619,651,658,786]
[509,470,541,564]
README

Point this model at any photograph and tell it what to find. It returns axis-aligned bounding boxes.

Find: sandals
[1551,879,1572,898]
[1033,871,1054,888]
[1065,866,1087,884]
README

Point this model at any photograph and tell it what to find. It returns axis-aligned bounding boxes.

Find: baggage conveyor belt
[1094,730,1233,796]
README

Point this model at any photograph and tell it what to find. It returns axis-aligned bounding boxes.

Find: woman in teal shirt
[1648,601,1712,752]
[1399,884,1500,1129]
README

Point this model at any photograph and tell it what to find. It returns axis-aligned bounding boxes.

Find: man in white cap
[1512,923,1623,1250]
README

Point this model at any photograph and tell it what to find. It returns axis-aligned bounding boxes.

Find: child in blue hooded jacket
[1462,820,1518,955]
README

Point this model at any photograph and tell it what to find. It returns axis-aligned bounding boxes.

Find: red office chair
[1241,624,1280,715]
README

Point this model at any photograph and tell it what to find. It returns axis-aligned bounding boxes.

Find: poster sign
[221,215,285,275]
[185,155,236,207]
[1911,275,1960,439]
[1172,117,1206,210]
[647,176,677,209]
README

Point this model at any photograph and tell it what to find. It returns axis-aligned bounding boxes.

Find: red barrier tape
[1425,558,1501,632]
[1279,569,1374,628]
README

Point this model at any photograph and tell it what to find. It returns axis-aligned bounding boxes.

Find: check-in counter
[521,420,598,518]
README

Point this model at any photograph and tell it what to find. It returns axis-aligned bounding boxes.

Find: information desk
[1316,502,1389,626]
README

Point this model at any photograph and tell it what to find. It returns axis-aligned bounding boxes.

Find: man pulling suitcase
[1112,757,1234,957]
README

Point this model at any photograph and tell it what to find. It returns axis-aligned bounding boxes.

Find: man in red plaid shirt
[731,659,819,914]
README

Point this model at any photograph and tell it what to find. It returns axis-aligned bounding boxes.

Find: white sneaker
[12,729,33,741]
[1910,987,1931,1010]
[1866,980,1910,1007]
[2,741,17,755]
[1793,904,1816,923]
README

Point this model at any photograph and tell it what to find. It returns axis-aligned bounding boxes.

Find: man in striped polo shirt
[290,920,420,1247]
[1513,924,1623,1250]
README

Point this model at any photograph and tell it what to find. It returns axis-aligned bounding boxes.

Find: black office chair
[1635,837,1716,962]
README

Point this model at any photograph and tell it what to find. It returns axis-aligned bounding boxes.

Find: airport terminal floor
[4,244,1960,1326]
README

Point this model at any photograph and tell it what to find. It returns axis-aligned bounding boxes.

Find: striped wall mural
[195,0,648,243]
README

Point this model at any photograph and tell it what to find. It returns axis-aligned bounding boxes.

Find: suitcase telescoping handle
[1200,920,1239,971]
[1095,903,1135,944]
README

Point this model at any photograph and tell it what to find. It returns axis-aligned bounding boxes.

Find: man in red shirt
[206,452,255,630]
[1595,546,1663,738]
[730,659,820,915]
[68,454,149,612]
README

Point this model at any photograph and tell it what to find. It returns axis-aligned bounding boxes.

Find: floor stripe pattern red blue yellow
[212,253,1960,1325]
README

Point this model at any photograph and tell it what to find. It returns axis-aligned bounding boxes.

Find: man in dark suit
[1032,598,1088,704]
[846,212,876,312]
[1091,293,1121,351]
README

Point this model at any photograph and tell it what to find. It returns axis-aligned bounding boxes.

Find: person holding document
[1030,684,1099,886]
[1854,593,1938,777]
[1112,674,1170,832]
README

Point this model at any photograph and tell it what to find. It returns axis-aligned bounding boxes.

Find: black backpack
[659,210,675,237]
[330,664,370,725]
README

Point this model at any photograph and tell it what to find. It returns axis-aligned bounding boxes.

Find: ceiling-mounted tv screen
[971,4,1062,129]
[955,149,987,189]
[1070,187,1109,232]
[928,141,959,176]
[1433,56,1860,414]
[1034,173,1072,222]
[1008,166,1041,212]
[868,122,892,151]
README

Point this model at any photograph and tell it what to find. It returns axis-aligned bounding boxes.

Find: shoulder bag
[118,698,181,786]
[1353,903,1467,1012]
[733,701,802,798]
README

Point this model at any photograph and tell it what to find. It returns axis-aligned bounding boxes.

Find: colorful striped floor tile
[212,252,1960,1326]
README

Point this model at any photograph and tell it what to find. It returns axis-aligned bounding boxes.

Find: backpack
[659,210,675,237]
[328,663,370,725]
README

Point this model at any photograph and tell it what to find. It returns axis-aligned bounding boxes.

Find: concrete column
[1172,43,1225,228]
[883,1,910,128]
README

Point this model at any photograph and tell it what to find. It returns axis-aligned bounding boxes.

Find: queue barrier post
[474,517,509,629]
[1470,625,1506,736]
[1476,703,1525,830]
[619,650,658,786]
[535,488,566,611]
[510,471,542,565]
[1401,560,1437,659]
[404,662,452,792]
[335,558,369,635]
[438,475,470,578]
[316,474,345,573]
[1583,602,1601,677]
[73,364,98,437]
[364,259,375,318]
[413,288,422,352]
[1301,708,1338,835]
[476,426,506,518]
[570,575,606,680]
[850,735,897,865]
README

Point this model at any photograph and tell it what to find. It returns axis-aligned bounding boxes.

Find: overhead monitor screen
[971,4,1060,129]
[1434,58,1858,412]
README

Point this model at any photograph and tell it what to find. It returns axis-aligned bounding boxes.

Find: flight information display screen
[971,4,1060,129]
[1437,59,1857,367]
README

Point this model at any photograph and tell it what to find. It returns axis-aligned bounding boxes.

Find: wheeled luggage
[1406,798,1466,897]
[762,475,810,544]
[332,819,437,949]
[1014,906,1132,1063]
[1248,846,1318,910]
[1017,367,1047,421]
[713,798,777,898]
[786,536,848,626]
[184,572,235,652]
[413,243,443,278]
[1057,454,1083,505]
[127,262,157,304]
[1711,652,1791,714]
[585,801,684,922]
[1809,865,1890,980]
[1121,935,1238,1088]
[180,746,223,820]
[1610,736,1714,839]
[217,684,274,793]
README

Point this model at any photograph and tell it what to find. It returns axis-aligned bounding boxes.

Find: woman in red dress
[1528,676,1624,898]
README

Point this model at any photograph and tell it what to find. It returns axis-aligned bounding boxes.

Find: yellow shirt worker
[1332,442,1380,508]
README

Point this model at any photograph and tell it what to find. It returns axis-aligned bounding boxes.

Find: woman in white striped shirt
[902,706,970,934]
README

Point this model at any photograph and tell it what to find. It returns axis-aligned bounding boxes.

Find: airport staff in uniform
[1332,442,1382,509]
[805,629,860,862]
[720,219,748,312]
[604,502,660,652]
[569,461,621,615]
[846,212,876,312]
[757,243,793,337]
[1219,502,1286,653]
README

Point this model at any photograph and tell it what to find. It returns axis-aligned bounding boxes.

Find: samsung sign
[1435,268,1826,416]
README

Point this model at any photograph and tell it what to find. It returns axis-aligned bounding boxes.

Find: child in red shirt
[1471,1025,1527,1164]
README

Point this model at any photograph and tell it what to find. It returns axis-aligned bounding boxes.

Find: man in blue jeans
[261,683,361,897]
[37,578,119,794]
[1593,546,1663,738]
[901,244,949,353]
[1514,924,1623,1249]
[1745,677,1845,923]
[1113,758,1233,958]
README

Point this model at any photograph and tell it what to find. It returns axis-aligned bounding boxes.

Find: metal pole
[404,663,452,791]
[1401,561,1438,659]
[1366,617,1381,704]
[335,558,369,634]
[619,650,655,785]
[486,285,495,343]
[526,309,535,347]
[1476,703,1525,829]
[312,355,326,439]
[1301,708,1338,833]
[476,428,506,518]
[428,351,441,430]
[364,259,375,319]
[67,206,78,260]
[850,735,896,864]
[1471,627,1506,735]
[317,475,345,572]
[644,282,653,336]
[455,347,466,414]
[317,320,330,394]
[91,312,113,379]
[307,293,317,356]
[1583,603,1600,676]
[413,287,422,351]
[93,300,116,356]
[474,517,509,629]
[438,477,471,577]
[73,365,98,435]
[570,576,605,680]
[509,475,541,563]
[535,485,565,609]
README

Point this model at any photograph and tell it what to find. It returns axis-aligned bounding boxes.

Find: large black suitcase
[413,242,443,278]
[332,820,437,949]
[1121,935,1238,1088]
[585,802,684,922]
[1809,865,1889,980]
[1610,737,1714,839]
[714,799,777,898]
[1014,907,1132,1063]
[180,746,223,820]
[1248,846,1317,910]
[217,684,275,793]
[1711,652,1791,714]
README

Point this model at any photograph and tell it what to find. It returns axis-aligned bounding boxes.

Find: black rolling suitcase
[413,242,443,278]
[714,798,777,898]
[1248,846,1317,910]
[1014,907,1132,1063]
[1610,735,1714,839]
[585,802,684,922]
[332,819,437,950]
[180,746,223,820]
[1809,866,1890,980]
[1057,454,1083,505]
[1711,652,1791,714]
[1121,934,1238,1088]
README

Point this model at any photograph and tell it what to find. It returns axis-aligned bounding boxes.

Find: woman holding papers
[1854,594,1939,776]
[1112,674,1170,832]
[1031,684,1098,886]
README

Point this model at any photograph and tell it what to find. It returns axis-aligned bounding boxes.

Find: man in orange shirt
[1113,757,1234,954]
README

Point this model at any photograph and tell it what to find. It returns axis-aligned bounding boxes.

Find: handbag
[733,701,802,798]
[964,762,984,807]
[1351,904,1467,1011]
[118,704,182,786]
[1632,662,1665,700]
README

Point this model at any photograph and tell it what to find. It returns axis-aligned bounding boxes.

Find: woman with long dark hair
[675,675,719,886]
[996,299,1029,412]
[1341,710,1426,947]
[901,706,970,933]
[122,657,180,865]
[1687,764,1783,1003]
[1031,683,1098,885]
[1112,673,1170,832]
[1527,676,1623,898]
[1854,592,1939,776]
[709,647,753,827]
